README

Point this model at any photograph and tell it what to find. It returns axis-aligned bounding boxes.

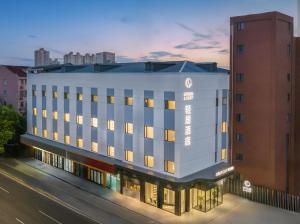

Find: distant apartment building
[63,52,114,65]
[34,48,60,67]
[0,65,27,114]
[230,12,295,193]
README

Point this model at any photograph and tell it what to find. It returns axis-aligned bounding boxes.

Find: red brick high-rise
[230,12,295,193]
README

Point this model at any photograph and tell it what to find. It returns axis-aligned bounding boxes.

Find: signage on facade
[242,180,252,193]
[215,166,234,177]
[184,78,193,146]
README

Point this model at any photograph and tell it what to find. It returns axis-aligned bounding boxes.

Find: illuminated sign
[215,166,234,177]
[184,78,193,146]
[242,180,252,193]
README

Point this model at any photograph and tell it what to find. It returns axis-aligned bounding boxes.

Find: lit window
[221,148,227,160]
[165,100,176,110]
[91,94,98,102]
[42,109,47,118]
[64,135,70,144]
[33,107,37,116]
[32,126,37,135]
[144,98,154,108]
[64,92,69,99]
[144,126,154,139]
[42,129,48,138]
[64,113,70,122]
[221,122,228,133]
[124,122,133,134]
[125,150,133,162]
[144,155,154,168]
[53,91,58,98]
[53,111,58,120]
[164,160,175,174]
[91,117,98,128]
[107,96,115,104]
[77,138,84,148]
[91,142,98,152]
[125,96,133,106]
[107,145,115,157]
[164,129,176,142]
[76,115,83,125]
[53,132,58,140]
[107,120,115,131]
[42,90,46,97]
[77,93,83,101]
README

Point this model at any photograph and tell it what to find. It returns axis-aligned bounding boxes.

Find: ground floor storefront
[32,146,230,216]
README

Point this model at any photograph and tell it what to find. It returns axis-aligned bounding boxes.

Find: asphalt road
[0,172,98,224]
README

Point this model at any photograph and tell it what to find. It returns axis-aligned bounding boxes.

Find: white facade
[27,72,229,178]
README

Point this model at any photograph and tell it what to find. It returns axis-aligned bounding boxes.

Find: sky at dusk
[0,0,298,68]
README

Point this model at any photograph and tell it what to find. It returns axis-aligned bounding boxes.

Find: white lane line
[0,186,9,194]
[16,218,25,224]
[38,210,62,224]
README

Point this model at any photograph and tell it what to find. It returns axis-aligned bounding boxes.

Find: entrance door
[145,182,157,207]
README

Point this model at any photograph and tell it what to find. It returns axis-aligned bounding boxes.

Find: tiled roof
[2,65,28,77]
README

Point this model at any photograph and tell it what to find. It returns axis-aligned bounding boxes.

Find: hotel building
[21,61,233,215]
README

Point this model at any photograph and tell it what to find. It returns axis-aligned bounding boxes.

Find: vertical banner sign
[183,78,193,146]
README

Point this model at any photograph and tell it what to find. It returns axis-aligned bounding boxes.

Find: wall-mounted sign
[183,78,193,146]
[242,180,252,193]
[215,166,234,177]
[185,77,193,88]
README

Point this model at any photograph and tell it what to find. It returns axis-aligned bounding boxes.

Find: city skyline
[0,0,298,68]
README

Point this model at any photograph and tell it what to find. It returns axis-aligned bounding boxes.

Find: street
[0,172,98,224]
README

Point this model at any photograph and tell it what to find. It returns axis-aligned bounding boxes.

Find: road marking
[0,186,9,194]
[16,218,25,224]
[39,210,62,224]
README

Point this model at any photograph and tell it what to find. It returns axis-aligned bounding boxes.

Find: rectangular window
[64,113,70,122]
[144,126,154,139]
[64,135,70,144]
[237,44,245,54]
[144,155,154,168]
[53,91,58,98]
[64,92,69,99]
[3,79,7,86]
[77,93,83,101]
[42,90,46,97]
[91,117,98,128]
[53,111,58,120]
[287,73,291,81]
[76,115,83,125]
[107,96,115,104]
[91,94,98,102]
[91,142,98,152]
[236,73,245,82]
[165,100,176,110]
[42,129,47,138]
[236,113,244,122]
[288,44,291,56]
[125,150,133,162]
[222,97,227,105]
[236,133,244,142]
[124,122,133,134]
[125,96,133,106]
[221,148,227,160]
[236,93,244,103]
[221,122,228,133]
[107,120,115,131]
[107,145,115,157]
[33,107,37,116]
[164,129,176,142]
[53,132,58,141]
[32,126,37,135]
[164,160,175,174]
[236,153,243,161]
[32,89,36,96]
[42,109,47,118]
[237,22,245,31]
[77,138,84,148]
[144,98,154,108]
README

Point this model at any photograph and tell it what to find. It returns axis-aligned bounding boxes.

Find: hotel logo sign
[185,78,193,88]
[215,166,234,177]
[242,180,252,193]
[184,77,193,146]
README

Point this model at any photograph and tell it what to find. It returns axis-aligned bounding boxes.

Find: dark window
[236,133,244,142]
[42,90,46,97]
[236,73,245,82]
[236,93,244,103]
[216,98,219,107]
[287,93,290,102]
[236,113,244,122]
[287,73,291,81]
[237,44,245,54]
[288,44,291,56]
[64,92,69,99]
[237,22,245,31]
[236,153,243,161]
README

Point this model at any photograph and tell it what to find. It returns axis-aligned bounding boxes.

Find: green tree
[0,105,26,154]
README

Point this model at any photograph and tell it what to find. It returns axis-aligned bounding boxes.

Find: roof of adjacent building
[1,65,28,77]
[29,61,229,74]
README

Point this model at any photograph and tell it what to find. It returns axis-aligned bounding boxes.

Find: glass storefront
[163,188,175,213]
[122,177,141,200]
[145,182,158,207]
[88,168,103,185]
[106,173,120,192]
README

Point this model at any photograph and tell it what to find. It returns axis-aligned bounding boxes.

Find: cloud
[0,56,34,66]
[175,42,221,50]
[43,47,65,55]
[217,49,229,55]
[217,27,229,36]
[176,22,212,41]
[140,51,185,61]
[28,34,38,39]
